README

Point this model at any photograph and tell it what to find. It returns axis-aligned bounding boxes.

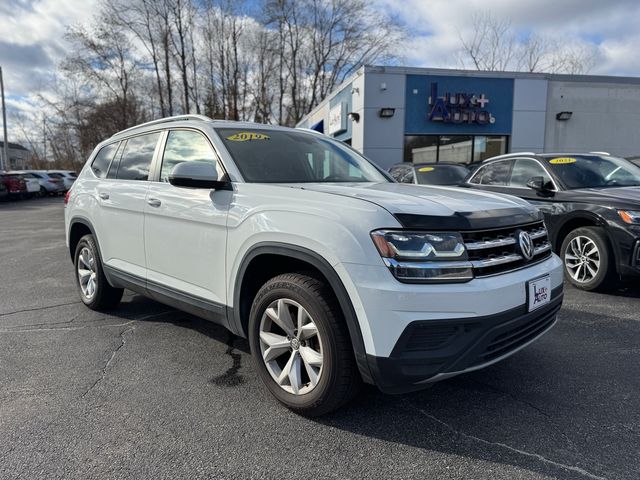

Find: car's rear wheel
[74,234,123,310]
[561,226,616,291]
[248,273,360,416]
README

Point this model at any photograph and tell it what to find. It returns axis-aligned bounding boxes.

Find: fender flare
[232,242,374,384]
[68,216,102,261]
[552,212,622,274]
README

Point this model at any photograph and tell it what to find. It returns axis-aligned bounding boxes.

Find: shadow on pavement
[105,291,631,480]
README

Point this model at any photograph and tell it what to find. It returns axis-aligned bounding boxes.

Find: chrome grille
[462,221,551,277]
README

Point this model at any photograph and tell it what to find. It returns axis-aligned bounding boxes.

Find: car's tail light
[64,190,71,205]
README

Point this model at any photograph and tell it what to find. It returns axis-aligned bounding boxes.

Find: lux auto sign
[427,82,495,125]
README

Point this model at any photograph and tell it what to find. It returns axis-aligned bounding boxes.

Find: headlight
[618,210,640,224]
[370,230,473,283]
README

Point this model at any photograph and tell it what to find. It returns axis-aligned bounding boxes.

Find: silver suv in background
[47,170,77,191]
[29,171,66,196]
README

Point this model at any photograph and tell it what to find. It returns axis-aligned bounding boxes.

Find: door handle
[99,192,109,200]
[147,198,161,208]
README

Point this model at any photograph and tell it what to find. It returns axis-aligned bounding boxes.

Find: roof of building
[0,140,29,151]
[297,64,640,127]
[361,65,640,85]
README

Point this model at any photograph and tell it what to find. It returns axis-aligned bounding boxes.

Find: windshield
[415,165,469,185]
[218,128,388,183]
[544,155,640,189]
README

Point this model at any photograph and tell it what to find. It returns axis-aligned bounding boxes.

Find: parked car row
[389,152,640,292]
[0,170,76,200]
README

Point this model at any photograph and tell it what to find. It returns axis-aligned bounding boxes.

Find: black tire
[74,234,124,310]
[39,187,47,197]
[248,273,361,416]
[560,226,616,291]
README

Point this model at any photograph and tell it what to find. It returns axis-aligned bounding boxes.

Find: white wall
[361,72,406,169]
[545,81,640,157]
[350,74,365,152]
[511,78,547,153]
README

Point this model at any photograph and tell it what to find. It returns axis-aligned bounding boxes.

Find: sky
[2,0,640,142]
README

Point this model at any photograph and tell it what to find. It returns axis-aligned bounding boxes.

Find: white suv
[65,115,564,415]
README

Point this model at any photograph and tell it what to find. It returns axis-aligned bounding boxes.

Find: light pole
[0,66,8,171]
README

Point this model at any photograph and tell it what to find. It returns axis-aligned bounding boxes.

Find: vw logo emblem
[518,231,534,261]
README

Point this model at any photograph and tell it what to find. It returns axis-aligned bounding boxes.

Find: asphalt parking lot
[0,197,638,480]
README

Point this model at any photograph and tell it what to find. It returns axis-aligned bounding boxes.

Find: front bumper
[367,287,562,393]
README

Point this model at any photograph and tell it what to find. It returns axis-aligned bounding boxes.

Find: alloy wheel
[564,235,600,283]
[259,298,323,395]
[77,247,97,299]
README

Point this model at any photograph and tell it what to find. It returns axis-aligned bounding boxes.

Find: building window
[404,135,508,164]
[404,136,438,163]
[473,136,508,162]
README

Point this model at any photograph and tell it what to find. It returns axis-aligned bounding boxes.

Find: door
[144,129,231,313]
[501,158,560,215]
[467,157,566,224]
[97,132,161,279]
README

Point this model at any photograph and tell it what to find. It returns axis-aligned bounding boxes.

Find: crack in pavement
[4,311,85,331]
[0,300,81,317]
[0,310,175,334]
[468,378,579,452]
[408,404,608,480]
[82,325,136,399]
[0,320,137,334]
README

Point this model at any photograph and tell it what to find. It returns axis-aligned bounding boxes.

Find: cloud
[3,0,640,147]
[0,0,100,142]
[0,41,51,70]
[377,0,640,75]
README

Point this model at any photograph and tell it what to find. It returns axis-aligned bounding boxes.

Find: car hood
[294,183,540,229]
[566,186,640,207]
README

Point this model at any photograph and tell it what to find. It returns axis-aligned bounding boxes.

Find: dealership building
[296,65,640,169]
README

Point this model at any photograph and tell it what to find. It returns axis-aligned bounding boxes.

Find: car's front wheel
[560,226,616,291]
[74,234,124,310]
[248,273,360,416]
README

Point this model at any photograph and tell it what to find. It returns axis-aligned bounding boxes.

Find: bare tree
[459,13,594,74]
[63,17,142,130]
[265,0,403,125]
[458,13,516,71]
[104,0,170,116]
[23,0,404,168]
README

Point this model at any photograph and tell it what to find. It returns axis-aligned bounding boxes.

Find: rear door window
[115,133,160,181]
[91,143,119,178]
[470,160,513,186]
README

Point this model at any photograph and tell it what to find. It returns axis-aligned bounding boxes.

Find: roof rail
[589,151,610,156]
[484,151,537,160]
[112,114,212,137]
[295,127,324,135]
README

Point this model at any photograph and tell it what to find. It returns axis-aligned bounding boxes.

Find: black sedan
[389,162,470,186]
[463,152,640,291]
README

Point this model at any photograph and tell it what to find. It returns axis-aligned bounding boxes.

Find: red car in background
[0,173,27,199]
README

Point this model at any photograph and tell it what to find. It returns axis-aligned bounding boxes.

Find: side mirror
[168,161,231,190]
[526,176,554,196]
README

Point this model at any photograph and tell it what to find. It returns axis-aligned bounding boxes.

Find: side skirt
[103,265,230,328]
